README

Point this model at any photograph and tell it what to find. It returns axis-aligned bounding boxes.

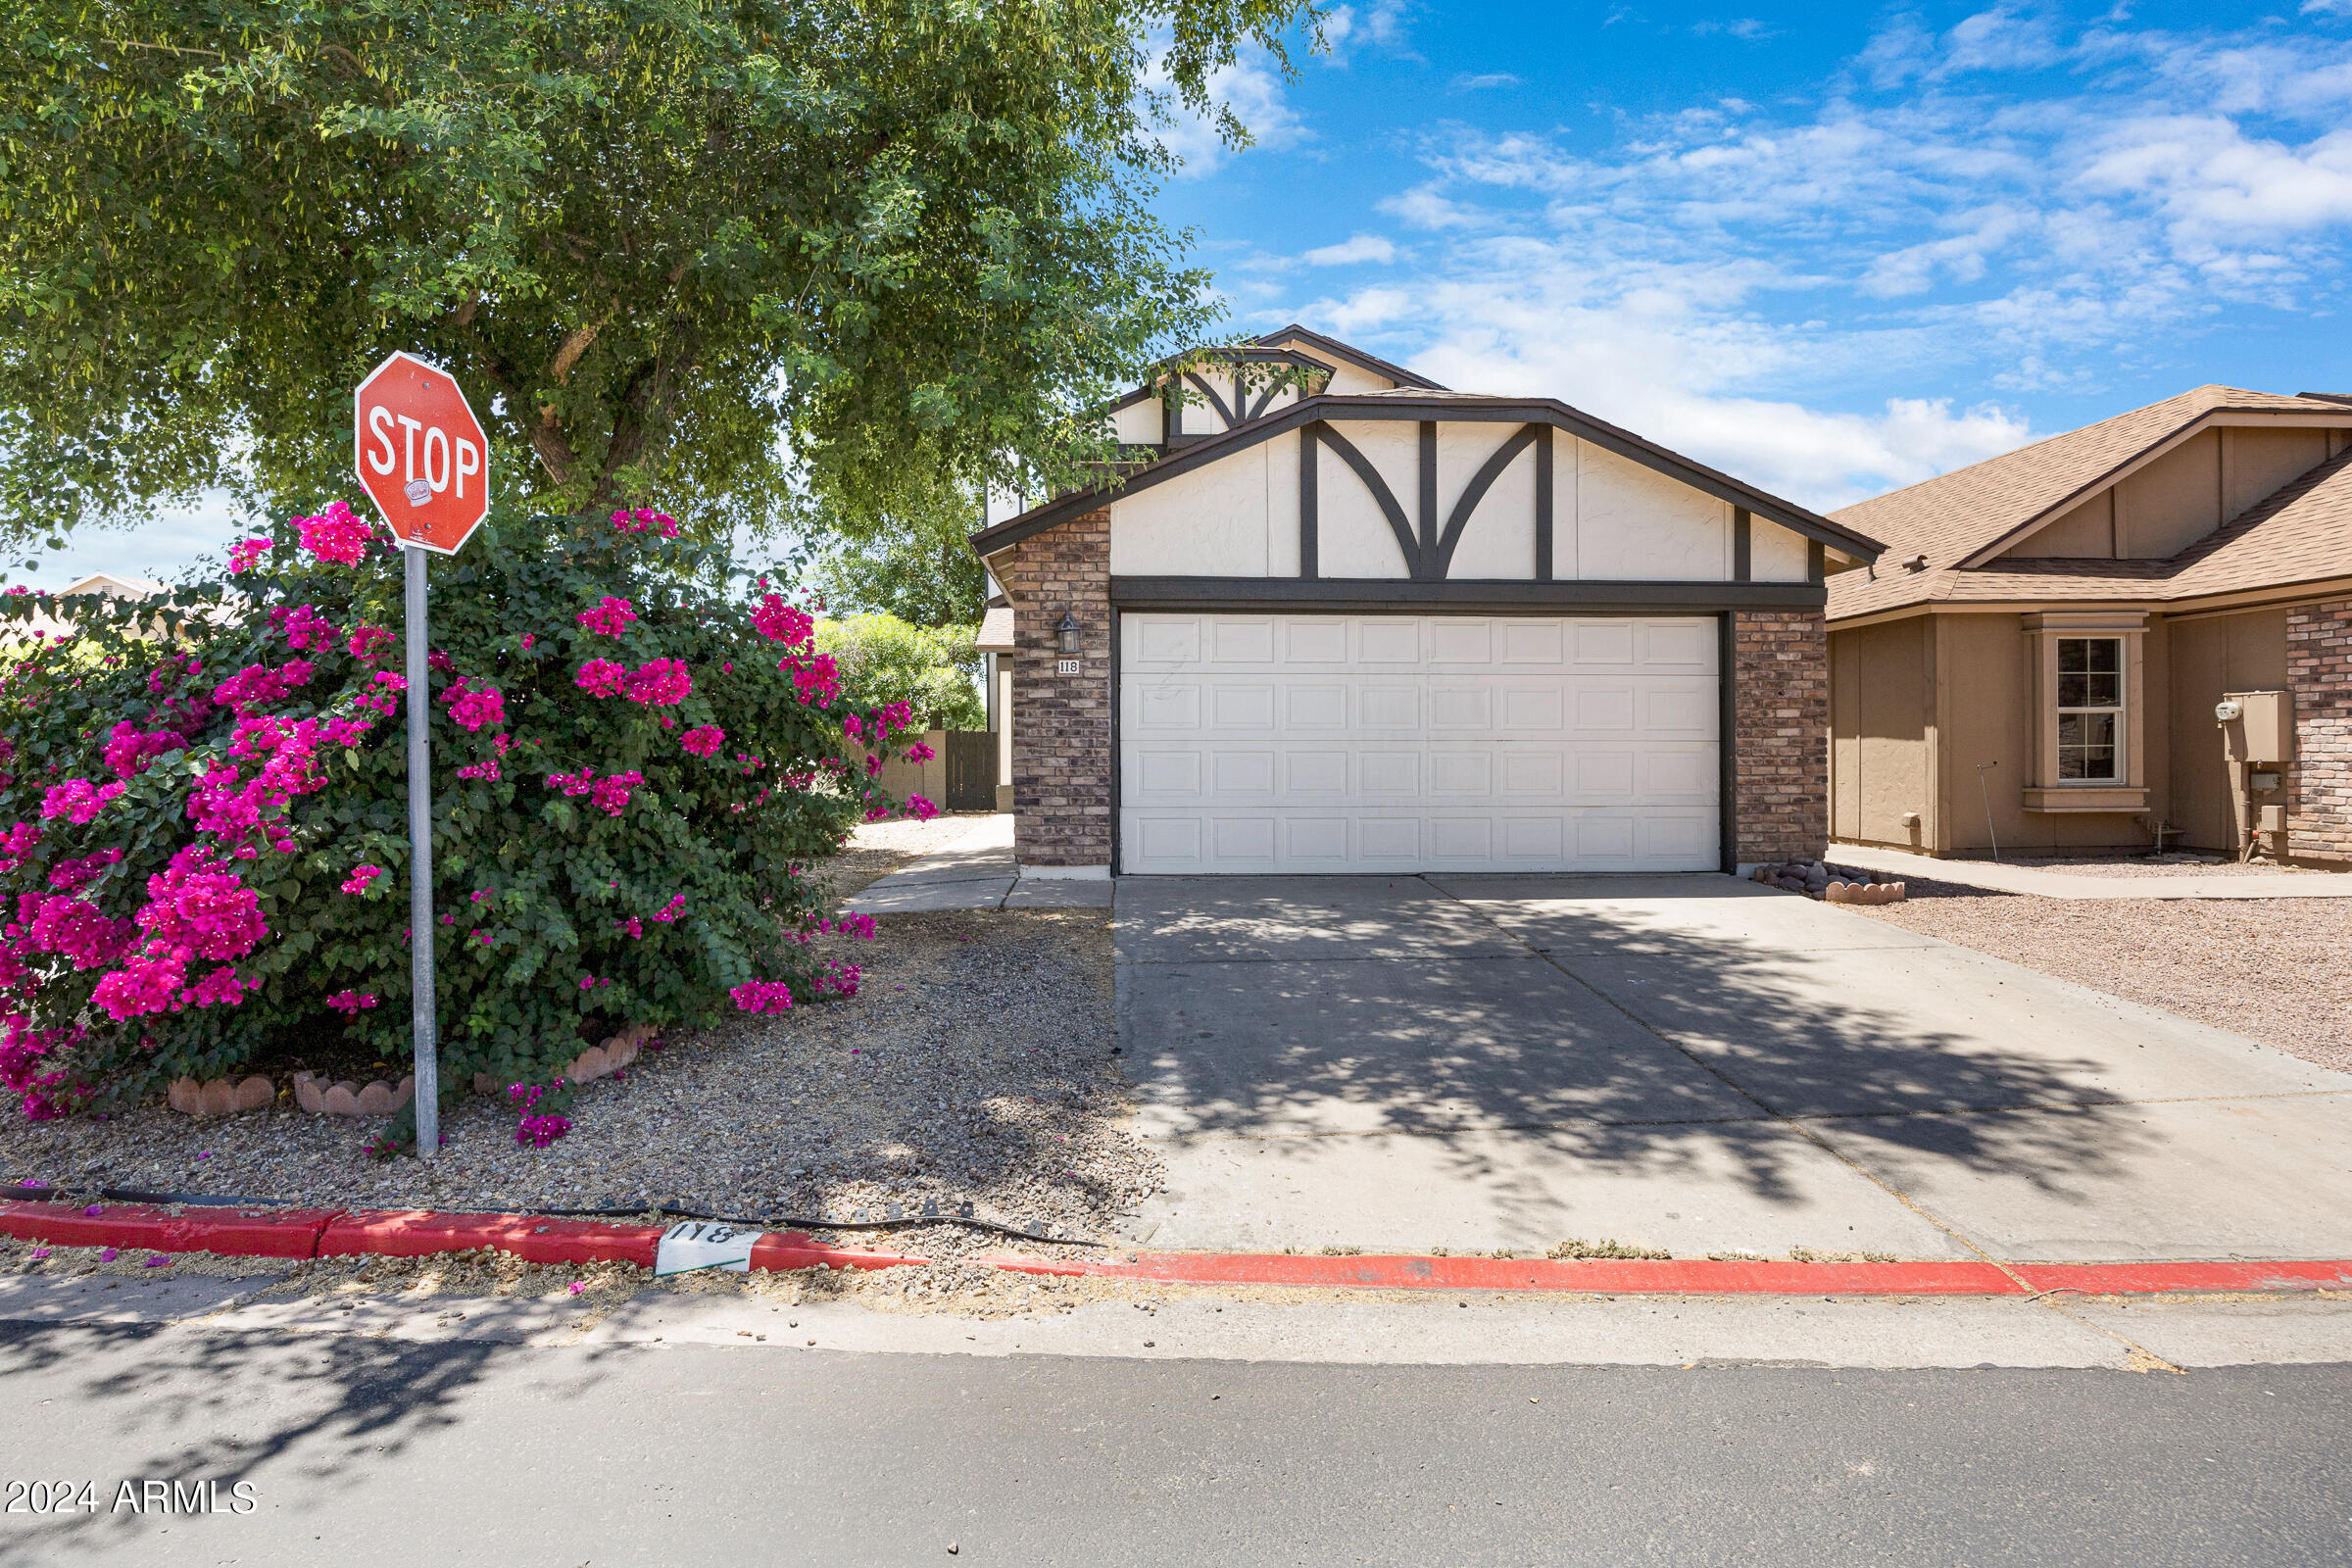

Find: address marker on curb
[655,1221,762,1277]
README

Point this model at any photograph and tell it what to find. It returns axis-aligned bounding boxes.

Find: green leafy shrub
[0,501,932,1121]
[814,612,985,731]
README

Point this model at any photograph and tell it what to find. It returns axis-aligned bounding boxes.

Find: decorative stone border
[166,1075,275,1118]
[292,1071,414,1117]
[470,1023,655,1096]
[1750,858,1906,904]
[1825,880,1907,906]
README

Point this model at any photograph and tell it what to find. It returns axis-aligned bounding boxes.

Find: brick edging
[5,1200,2347,1298]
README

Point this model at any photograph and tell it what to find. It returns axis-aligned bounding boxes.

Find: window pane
[2058,711,2118,779]
[2060,671,2120,709]
[2058,638,2121,679]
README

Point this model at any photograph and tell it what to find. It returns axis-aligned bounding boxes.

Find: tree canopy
[0,0,1314,552]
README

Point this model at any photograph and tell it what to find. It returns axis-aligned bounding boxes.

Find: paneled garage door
[1118,613,1720,874]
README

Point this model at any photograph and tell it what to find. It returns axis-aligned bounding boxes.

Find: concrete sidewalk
[1115,873,2352,1260]
[1833,843,2352,900]
[844,813,1111,912]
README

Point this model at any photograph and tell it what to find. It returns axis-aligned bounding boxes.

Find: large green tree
[0,0,1312,550]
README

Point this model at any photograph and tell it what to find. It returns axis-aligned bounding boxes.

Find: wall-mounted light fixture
[1056,610,1082,657]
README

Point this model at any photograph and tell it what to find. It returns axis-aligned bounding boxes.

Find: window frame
[2054,635,2125,783]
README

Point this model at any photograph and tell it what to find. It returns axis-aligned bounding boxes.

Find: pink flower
[752,594,814,648]
[39,779,124,824]
[341,864,385,896]
[48,849,123,893]
[227,538,273,574]
[294,502,372,565]
[326,990,377,1014]
[17,893,136,967]
[623,659,691,706]
[574,659,627,698]
[134,845,267,960]
[520,633,536,651]
[445,681,505,731]
[212,661,316,716]
[91,955,187,1021]
[730,979,794,1013]
[348,625,394,662]
[905,793,940,822]
[457,758,501,780]
[651,894,686,923]
[613,915,644,939]
[183,965,247,1008]
[271,604,336,651]
[104,721,186,779]
[679,725,724,757]
[577,597,638,636]
[589,770,645,815]
[904,741,935,763]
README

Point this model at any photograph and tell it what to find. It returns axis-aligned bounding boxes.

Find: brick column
[1733,609,1829,863]
[2287,599,2352,863]
[992,511,1113,868]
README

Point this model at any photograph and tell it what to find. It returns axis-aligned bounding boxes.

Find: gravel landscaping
[1953,854,2330,880]
[1841,877,2352,1075]
[0,815,1158,1254]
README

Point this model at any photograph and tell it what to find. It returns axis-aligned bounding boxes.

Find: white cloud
[1449,72,1520,91]
[1147,46,1309,177]
[1322,0,1412,58]
[24,495,251,592]
[1239,8,2352,506]
[1300,233,1399,266]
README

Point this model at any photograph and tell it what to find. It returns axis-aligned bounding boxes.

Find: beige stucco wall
[1829,616,1936,849]
[2164,608,2288,852]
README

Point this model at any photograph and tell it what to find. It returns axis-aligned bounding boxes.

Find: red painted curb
[975,1250,2030,1296]
[751,1231,933,1274]
[0,1200,336,1259]
[2016,1260,2352,1295]
[320,1210,663,1266]
[9,1197,2352,1297]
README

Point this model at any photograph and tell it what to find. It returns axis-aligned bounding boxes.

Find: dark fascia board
[1112,576,1827,612]
[2297,392,2352,407]
[971,393,1886,562]
[1098,348,1330,419]
[1249,325,1448,391]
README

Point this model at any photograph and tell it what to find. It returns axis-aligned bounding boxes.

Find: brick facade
[2287,599,2352,862]
[996,510,1113,867]
[1732,608,1830,863]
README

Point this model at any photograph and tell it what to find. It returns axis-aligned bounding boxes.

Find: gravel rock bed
[1841,877,2352,1075]
[0,814,1158,1250]
[2002,854,2332,880]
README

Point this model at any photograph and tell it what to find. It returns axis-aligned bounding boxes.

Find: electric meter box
[2222,690,2292,763]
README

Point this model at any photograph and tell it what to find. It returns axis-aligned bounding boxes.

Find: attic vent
[1902,554,1929,573]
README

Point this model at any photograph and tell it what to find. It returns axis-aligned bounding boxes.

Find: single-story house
[967,326,1885,877]
[1824,385,2352,863]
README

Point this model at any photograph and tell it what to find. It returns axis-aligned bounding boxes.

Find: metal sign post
[405,544,440,1156]
[353,350,492,1161]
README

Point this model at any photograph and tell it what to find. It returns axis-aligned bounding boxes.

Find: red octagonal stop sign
[353,351,492,554]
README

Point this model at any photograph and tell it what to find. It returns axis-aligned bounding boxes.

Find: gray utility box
[2222,690,2293,764]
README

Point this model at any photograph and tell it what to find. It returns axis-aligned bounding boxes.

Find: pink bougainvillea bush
[0,502,928,1126]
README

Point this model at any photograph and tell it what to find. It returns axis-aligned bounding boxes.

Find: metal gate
[944,729,999,812]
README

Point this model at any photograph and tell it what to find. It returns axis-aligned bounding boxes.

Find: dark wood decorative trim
[1111,576,1828,612]
[1311,421,1423,577]
[1733,508,1751,582]
[1535,426,1554,581]
[1807,539,1826,584]
[1298,426,1319,580]
[1716,612,1738,874]
[1182,371,1238,429]
[1433,424,1541,580]
[1244,380,1289,422]
[971,393,1885,562]
[1418,421,1439,565]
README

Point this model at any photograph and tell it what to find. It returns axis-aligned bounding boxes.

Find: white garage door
[1119,613,1719,874]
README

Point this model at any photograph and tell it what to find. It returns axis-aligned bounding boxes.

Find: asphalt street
[0,1316,2344,1567]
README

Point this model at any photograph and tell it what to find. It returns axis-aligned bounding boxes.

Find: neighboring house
[966,326,1884,878]
[5,573,171,642]
[1824,387,2352,863]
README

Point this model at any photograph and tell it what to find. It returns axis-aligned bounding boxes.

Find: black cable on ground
[8,1179,1106,1249]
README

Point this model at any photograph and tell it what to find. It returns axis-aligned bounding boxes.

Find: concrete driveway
[1115,874,2352,1261]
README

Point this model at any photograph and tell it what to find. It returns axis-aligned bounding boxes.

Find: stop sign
[352,351,492,554]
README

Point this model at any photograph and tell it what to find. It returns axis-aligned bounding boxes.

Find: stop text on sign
[352,350,493,555]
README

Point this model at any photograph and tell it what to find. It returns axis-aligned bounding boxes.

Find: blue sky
[1153,0,2352,508]
[38,0,2352,587]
